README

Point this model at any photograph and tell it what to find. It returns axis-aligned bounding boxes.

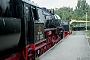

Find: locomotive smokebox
[0,18,21,52]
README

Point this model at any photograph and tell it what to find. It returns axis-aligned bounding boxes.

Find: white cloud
[31,0,90,9]
[86,0,90,5]
[32,0,42,3]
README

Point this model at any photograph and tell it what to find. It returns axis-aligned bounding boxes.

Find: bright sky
[31,0,90,9]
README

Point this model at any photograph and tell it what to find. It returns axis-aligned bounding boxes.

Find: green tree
[74,0,89,20]
[55,0,90,21]
[55,7,73,20]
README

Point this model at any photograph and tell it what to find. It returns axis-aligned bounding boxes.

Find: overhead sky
[31,0,90,9]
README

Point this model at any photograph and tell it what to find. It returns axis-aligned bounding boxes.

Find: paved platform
[39,31,90,60]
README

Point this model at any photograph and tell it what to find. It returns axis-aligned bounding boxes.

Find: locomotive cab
[61,20,70,31]
[61,20,70,37]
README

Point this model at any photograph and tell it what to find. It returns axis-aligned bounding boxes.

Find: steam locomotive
[0,0,70,60]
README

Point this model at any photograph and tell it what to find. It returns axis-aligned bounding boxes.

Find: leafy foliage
[55,0,90,20]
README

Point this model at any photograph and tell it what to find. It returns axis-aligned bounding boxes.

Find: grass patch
[50,46,55,50]
[88,38,90,45]
[58,40,62,44]
[71,31,76,35]
[84,30,90,45]
[35,57,40,60]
